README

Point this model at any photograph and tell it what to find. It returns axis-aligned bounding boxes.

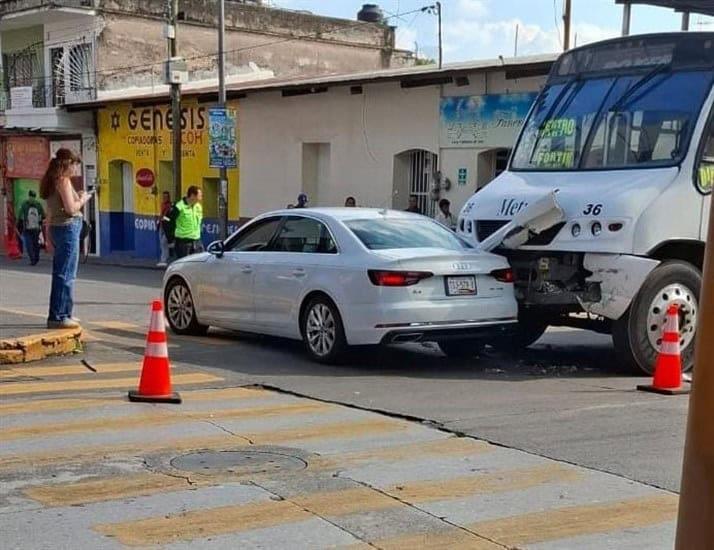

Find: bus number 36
[583,203,603,216]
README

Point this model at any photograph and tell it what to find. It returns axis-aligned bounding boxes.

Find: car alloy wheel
[306,303,336,357]
[168,283,194,331]
[164,278,209,336]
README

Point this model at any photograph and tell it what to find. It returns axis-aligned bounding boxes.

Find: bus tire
[612,261,700,375]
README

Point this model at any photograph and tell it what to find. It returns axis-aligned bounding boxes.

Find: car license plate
[446,276,477,296]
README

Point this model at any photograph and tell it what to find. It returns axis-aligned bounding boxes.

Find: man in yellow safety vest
[169,186,204,259]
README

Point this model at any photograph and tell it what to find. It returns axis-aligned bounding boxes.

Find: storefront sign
[440,93,537,148]
[135,168,155,188]
[208,108,238,169]
[5,137,49,179]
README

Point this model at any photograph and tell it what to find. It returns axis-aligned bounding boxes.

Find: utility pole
[681,11,690,31]
[437,2,442,69]
[621,1,631,36]
[217,0,228,240]
[168,0,182,201]
[676,198,714,547]
[562,0,572,51]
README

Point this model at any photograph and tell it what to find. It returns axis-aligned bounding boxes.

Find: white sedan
[163,208,518,363]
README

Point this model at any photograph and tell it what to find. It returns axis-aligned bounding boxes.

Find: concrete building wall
[239,81,439,217]
[239,68,548,219]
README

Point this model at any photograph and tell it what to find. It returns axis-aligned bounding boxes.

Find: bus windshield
[511,69,714,171]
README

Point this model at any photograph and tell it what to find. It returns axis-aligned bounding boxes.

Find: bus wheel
[613,261,700,375]
[489,312,548,352]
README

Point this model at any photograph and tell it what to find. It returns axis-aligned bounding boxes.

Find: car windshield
[511,69,714,171]
[346,218,472,251]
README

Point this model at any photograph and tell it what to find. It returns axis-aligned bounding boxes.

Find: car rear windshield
[346,218,472,251]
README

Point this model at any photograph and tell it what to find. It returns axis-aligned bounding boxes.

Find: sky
[269,0,714,62]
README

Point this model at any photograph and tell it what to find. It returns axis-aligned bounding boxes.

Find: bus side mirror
[207,240,225,258]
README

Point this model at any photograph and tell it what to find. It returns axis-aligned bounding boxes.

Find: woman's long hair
[39,148,80,199]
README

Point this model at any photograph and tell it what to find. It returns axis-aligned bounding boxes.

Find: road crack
[246,479,382,549]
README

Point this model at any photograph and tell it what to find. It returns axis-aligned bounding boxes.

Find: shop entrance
[108,159,134,252]
[392,149,437,216]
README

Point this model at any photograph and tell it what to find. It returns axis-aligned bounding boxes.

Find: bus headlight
[571,223,581,237]
[591,222,602,236]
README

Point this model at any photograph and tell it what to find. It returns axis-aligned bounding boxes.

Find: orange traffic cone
[128,300,182,404]
[637,304,691,395]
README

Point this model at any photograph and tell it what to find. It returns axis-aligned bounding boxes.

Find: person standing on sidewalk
[170,186,204,259]
[157,191,173,267]
[17,190,45,265]
[40,148,89,329]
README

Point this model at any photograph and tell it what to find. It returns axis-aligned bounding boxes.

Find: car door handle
[292,268,306,278]
[240,266,253,274]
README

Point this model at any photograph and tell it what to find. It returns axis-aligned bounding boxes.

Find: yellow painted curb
[0,328,82,364]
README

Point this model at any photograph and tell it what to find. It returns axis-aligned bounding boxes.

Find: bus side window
[698,119,714,193]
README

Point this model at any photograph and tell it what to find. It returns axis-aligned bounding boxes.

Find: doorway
[392,149,437,216]
[108,159,134,252]
[301,143,331,206]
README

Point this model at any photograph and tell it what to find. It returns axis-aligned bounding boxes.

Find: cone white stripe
[663,312,679,333]
[660,341,680,356]
[145,342,169,358]
[149,311,166,333]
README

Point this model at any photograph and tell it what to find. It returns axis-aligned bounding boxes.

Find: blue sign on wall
[440,93,537,148]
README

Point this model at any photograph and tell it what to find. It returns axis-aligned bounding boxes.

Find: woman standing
[40,148,89,329]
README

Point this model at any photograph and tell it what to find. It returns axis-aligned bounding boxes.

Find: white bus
[458,33,714,374]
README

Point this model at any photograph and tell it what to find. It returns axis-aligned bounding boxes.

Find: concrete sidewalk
[0,354,678,549]
[0,310,82,364]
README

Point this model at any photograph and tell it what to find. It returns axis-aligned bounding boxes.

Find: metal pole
[621,2,631,36]
[218,0,228,240]
[681,12,690,31]
[676,197,714,547]
[514,23,519,57]
[563,0,572,51]
[436,2,442,69]
[170,0,182,202]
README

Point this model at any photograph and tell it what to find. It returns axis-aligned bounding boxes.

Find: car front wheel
[165,278,209,336]
[301,296,347,364]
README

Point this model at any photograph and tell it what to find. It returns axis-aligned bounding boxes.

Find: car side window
[697,116,714,194]
[225,217,282,252]
[270,216,337,254]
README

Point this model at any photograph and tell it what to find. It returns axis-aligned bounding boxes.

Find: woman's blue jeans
[48,218,82,322]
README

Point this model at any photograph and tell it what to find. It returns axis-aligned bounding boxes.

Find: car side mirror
[207,240,225,258]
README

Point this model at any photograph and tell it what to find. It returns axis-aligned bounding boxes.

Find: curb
[0,328,83,364]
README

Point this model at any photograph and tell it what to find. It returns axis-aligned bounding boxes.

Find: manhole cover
[170,449,308,476]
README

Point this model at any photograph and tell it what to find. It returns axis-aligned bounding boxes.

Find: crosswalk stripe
[90,321,139,330]
[309,436,492,470]
[25,437,497,507]
[91,464,582,546]
[0,418,405,471]
[0,386,270,416]
[346,531,501,550]
[0,372,221,396]
[26,473,189,507]
[2,401,332,440]
[90,320,234,346]
[0,362,139,379]
[362,494,679,549]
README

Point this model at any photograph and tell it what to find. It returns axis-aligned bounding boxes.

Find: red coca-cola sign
[136,168,155,188]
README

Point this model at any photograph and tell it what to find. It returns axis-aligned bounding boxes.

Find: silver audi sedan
[163,208,518,363]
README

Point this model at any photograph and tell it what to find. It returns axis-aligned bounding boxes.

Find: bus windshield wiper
[607,64,670,114]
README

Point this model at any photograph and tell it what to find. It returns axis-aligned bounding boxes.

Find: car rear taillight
[368,270,433,287]
[490,268,515,283]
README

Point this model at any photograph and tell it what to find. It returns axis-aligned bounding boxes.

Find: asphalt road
[0,258,688,492]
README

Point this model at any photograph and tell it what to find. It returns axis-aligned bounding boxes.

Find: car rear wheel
[488,312,548,351]
[165,278,209,336]
[613,261,700,375]
[301,296,347,364]
[438,340,485,359]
